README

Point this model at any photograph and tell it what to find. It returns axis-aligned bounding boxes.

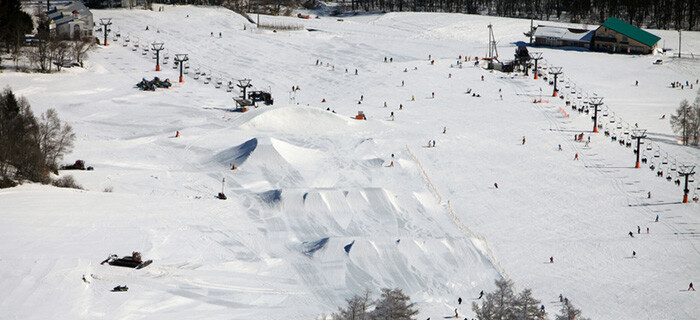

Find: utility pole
[678,165,695,203]
[530,52,542,79]
[549,67,562,97]
[631,129,647,168]
[151,42,164,71]
[99,18,112,46]
[590,97,604,133]
[678,29,682,58]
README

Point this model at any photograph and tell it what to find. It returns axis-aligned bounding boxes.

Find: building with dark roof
[533,25,594,49]
[592,17,661,54]
[47,2,94,40]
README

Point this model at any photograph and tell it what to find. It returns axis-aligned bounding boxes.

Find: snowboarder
[219,32,222,37]
[432,92,435,98]
[443,127,446,134]
[82,275,89,283]
[360,95,363,101]
[558,144,562,151]
[146,26,149,30]
[648,191,651,198]
[689,283,695,291]
[355,69,358,75]
[629,231,634,238]
[637,226,641,234]
[390,161,394,167]
[412,95,415,101]
[655,215,659,222]
[550,256,554,263]
[635,80,638,86]
[458,297,462,305]
[478,290,484,299]
[390,113,395,121]
[632,251,636,258]
[454,308,458,318]
[400,104,403,110]
[176,131,180,137]
[494,183,499,189]
[231,163,236,170]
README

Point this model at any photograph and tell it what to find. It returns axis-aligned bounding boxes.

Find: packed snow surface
[1,5,699,319]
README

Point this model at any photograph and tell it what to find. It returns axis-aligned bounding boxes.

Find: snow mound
[212,137,258,167]
[241,106,353,133]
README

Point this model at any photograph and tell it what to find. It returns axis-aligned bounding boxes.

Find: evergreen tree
[370,288,418,320]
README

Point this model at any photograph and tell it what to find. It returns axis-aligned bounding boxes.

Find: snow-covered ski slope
[1,5,699,319]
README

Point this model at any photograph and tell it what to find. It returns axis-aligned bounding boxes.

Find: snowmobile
[61,160,93,170]
[111,285,128,292]
[101,252,152,269]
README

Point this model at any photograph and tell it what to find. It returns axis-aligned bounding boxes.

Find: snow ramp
[240,106,353,133]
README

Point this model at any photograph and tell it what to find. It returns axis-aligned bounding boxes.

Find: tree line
[0,87,76,188]
[331,280,589,320]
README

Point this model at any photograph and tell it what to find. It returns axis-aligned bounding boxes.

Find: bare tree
[555,299,589,320]
[670,99,693,145]
[370,288,418,320]
[37,108,75,172]
[335,289,373,320]
[473,279,517,320]
[70,38,95,67]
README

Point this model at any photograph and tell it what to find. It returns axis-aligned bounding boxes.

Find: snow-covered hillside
[1,5,699,319]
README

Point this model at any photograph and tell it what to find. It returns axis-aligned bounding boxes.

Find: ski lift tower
[678,165,695,203]
[590,97,604,133]
[237,78,252,99]
[487,24,499,60]
[174,53,188,83]
[151,42,164,71]
[549,67,563,97]
[99,18,112,46]
[631,129,647,168]
[530,52,543,79]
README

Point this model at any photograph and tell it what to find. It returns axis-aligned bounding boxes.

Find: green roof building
[592,17,661,54]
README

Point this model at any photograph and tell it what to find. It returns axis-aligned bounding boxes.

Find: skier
[211,31,213,37]
[400,104,403,110]
[390,57,393,62]
[478,290,484,299]
[432,140,436,147]
[360,95,364,101]
[412,95,415,101]
[146,26,149,30]
[384,57,387,62]
[219,32,222,37]
[550,256,554,263]
[629,231,634,238]
[559,294,563,302]
[494,183,499,189]
[454,308,458,318]
[401,80,404,86]
[231,163,236,170]
[648,191,651,198]
[355,69,358,75]
[458,297,462,305]
[574,153,579,160]
[443,127,446,134]
[522,136,526,145]
[655,215,659,222]
[432,92,435,98]
[632,251,636,258]
[176,131,180,137]
[384,101,387,108]
[390,112,395,121]
[481,75,484,81]
[689,283,695,291]
[541,305,545,313]
[638,226,641,234]
[390,161,394,167]
[635,80,638,86]
[646,227,649,233]
[558,144,562,151]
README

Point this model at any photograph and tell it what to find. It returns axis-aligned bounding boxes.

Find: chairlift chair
[670,162,677,171]
[653,151,660,158]
[662,156,668,165]
[215,78,222,88]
